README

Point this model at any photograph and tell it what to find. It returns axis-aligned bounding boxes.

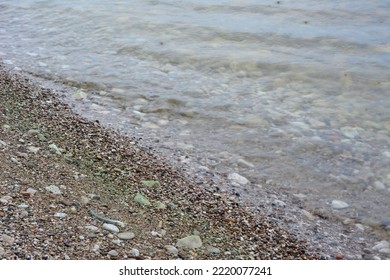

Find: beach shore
[0,65,320,260]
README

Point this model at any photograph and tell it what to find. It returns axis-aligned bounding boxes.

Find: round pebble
[117,231,135,240]
[102,223,119,233]
[108,250,119,257]
[130,248,140,257]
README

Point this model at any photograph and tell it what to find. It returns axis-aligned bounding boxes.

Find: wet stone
[228,173,249,185]
[331,200,349,209]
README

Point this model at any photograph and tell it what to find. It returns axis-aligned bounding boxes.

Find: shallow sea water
[1,0,389,233]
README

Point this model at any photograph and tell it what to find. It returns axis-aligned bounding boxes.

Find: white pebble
[54,212,67,218]
[102,223,119,233]
[130,248,140,257]
[331,200,349,209]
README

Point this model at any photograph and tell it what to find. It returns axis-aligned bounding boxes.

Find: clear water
[1,0,389,229]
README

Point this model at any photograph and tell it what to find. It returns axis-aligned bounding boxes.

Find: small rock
[237,159,255,168]
[228,173,249,185]
[26,188,37,196]
[372,241,390,251]
[355,224,365,232]
[331,200,349,209]
[48,143,62,155]
[27,146,40,153]
[1,234,15,245]
[301,209,315,220]
[112,239,122,245]
[18,203,29,209]
[46,185,62,195]
[374,181,386,190]
[165,245,179,256]
[108,250,119,257]
[272,199,286,207]
[102,223,119,233]
[141,180,160,187]
[206,246,221,255]
[85,225,99,232]
[176,235,203,249]
[134,193,151,206]
[54,212,67,218]
[80,196,90,205]
[130,248,140,257]
[0,140,6,146]
[117,231,135,240]
[0,246,4,256]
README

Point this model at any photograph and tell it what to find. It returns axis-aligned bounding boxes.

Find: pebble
[108,250,119,257]
[331,200,349,209]
[176,235,203,249]
[237,159,255,168]
[102,223,119,233]
[18,203,29,209]
[355,224,365,232]
[27,146,40,153]
[26,188,37,196]
[206,246,221,255]
[372,241,390,252]
[117,231,135,240]
[165,245,179,256]
[134,193,151,206]
[228,173,249,185]
[130,248,140,257]
[54,212,67,218]
[272,199,286,207]
[112,239,122,245]
[301,209,315,220]
[1,234,15,245]
[85,225,99,232]
[0,140,6,146]
[374,181,386,190]
[0,246,4,256]
[45,185,62,195]
[80,196,90,205]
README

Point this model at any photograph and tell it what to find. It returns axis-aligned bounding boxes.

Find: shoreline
[0,64,388,260]
[0,64,318,260]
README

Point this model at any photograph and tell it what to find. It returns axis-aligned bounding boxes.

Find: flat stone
[26,188,37,196]
[117,231,135,240]
[46,185,62,195]
[206,246,221,255]
[165,245,179,256]
[108,250,119,257]
[102,223,119,233]
[54,212,67,218]
[176,235,203,249]
[1,234,15,245]
[134,193,151,206]
[18,203,29,209]
[228,173,249,185]
[85,225,99,232]
[331,200,349,209]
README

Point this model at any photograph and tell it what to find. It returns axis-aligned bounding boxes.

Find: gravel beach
[1,64,389,260]
[0,65,320,260]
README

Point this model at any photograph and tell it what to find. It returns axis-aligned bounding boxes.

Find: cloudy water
[1,1,389,233]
